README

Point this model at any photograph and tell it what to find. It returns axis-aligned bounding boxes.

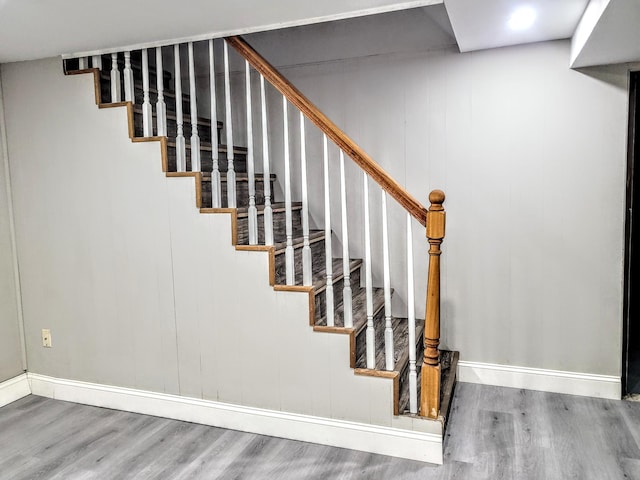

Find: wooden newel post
[421,189,445,419]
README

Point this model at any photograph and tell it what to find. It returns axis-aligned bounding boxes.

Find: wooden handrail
[226,36,428,227]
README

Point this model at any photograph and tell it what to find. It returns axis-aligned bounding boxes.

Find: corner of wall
[0,66,28,376]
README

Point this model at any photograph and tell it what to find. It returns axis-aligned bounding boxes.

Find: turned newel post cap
[426,190,446,238]
[428,190,445,208]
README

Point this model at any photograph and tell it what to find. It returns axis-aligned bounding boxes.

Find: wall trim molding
[0,373,31,408]
[458,360,621,400]
[27,373,443,464]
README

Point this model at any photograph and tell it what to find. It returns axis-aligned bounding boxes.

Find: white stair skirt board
[458,361,621,400]
[27,373,443,464]
[0,373,31,408]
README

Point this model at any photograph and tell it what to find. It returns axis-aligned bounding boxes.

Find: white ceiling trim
[444,0,588,53]
[570,0,611,66]
[570,0,640,68]
[62,0,442,59]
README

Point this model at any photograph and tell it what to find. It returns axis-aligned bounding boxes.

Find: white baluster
[363,173,375,369]
[283,97,294,285]
[156,47,167,137]
[209,40,221,208]
[300,112,312,287]
[382,191,394,370]
[91,55,102,70]
[260,75,273,245]
[141,49,152,137]
[78,57,87,69]
[245,61,257,244]
[110,53,121,102]
[123,51,134,103]
[174,44,186,172]
[223,40,236,208]
[188,42,200,172]
[406,213,417,414]
[323,135,334,326]
[340,151,353,328]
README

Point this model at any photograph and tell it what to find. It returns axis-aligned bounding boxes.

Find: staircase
[64,37,458,453]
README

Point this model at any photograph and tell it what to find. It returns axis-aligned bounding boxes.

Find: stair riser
[135,114,218,145]
[354,307,387,368]
[134,97,211,135]
[167,150,248,175]
[236,207,303,246]
[134,113,221,145]
[201,178,275,209]
[165,121,218,146]
[314,266,362,324]
[97,52,173,94]
[105,52,172,85]
[134,90,190,112]
[100,79,192,114]
[100,77,180,107]
[274,238,325,285]
[99,75,219,141]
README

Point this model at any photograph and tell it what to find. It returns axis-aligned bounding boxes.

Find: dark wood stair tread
[439,350,459,426]
[359,317,423,372]
[236,202,302,217]
[272,230,324,252]
[317,285,385,333]
[133,105,222,129]
[99,70,186,103]
[312,258,362,294]
[398,349,459,420]
[201,172,276,181]
[167,141,247,155]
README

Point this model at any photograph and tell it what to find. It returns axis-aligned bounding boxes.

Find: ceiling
[0,0,638,68]
[0,0,441,63]
[445,0,589,53]
[570,0,640,67]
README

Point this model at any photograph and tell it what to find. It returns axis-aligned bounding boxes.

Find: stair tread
[236,202,302,216]
[167,141,247,154]
[99,69,183,101]
[133,105,222,129]
[398,349,457,418]
[366,317,423,373]
[317,285,386,334]
[272,229,324,252]
[312,258,362,294]
[201,172,276,181]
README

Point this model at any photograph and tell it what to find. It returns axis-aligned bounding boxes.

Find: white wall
[243,31,629,377]
[1,58,411,430]
[0,74,24,383]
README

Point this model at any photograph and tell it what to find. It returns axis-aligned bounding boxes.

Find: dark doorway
[624,71,640,396]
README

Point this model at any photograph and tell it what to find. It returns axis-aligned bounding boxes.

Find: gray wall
[243,26,629,377]
[1,9,631,393]
[1,58,411,431]
[0,74,23,382]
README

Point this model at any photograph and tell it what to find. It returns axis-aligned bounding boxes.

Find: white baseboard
[458,361,621,400]
[27,373,442,464]
[0,373,31,407]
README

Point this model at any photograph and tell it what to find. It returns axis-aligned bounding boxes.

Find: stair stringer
[1,56,443,462]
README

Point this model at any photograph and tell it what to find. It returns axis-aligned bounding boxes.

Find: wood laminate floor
[1,383,640,479]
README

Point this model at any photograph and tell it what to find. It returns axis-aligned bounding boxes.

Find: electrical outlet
[42,329,52,348]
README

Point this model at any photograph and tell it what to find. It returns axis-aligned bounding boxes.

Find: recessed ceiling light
[508,6,537,30]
